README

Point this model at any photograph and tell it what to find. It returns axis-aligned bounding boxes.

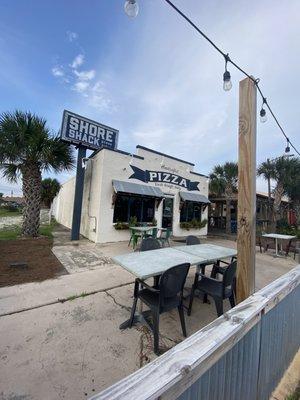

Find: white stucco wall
[52,176,75,229]
[53,146,209,243]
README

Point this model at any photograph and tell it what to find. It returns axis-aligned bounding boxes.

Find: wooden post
[237,77,257,303]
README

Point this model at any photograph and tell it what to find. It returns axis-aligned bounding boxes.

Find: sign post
[60,110,119,241]
[71,146,86,241]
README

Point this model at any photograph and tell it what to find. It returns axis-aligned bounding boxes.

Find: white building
[52,145,210,243]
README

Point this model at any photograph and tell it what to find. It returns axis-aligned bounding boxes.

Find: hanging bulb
[285,139,290,153]
[260,97,267,123]
[124,0,139,18]
[223,54,232,91]
[223,71,232,91]
[260,108,267,123]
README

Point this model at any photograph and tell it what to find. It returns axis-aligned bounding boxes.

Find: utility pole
[237,77,257,303]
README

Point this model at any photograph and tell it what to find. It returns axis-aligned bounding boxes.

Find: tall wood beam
[237,77,257,302]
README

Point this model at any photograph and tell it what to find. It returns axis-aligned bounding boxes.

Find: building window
[113,194,155,223]
[180,201,202,222]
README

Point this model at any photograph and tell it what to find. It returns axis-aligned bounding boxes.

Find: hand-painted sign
[60,110,119,150]
[129,166,200,191]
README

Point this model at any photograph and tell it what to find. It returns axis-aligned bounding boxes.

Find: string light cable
[124,0,300,157]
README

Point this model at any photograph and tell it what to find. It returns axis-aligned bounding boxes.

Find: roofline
[190,171,209,179]
[90,147,144,160]
[136,145,195,166]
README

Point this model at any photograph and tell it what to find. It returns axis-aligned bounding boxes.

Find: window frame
[180,200,203,223]
[113,193,156,223]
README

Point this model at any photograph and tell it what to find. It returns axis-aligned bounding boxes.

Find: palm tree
[209,162,238,234]
[0,110,74,236]
[257,159,274,221]
[41,178,61,208]
[257,156,300,227]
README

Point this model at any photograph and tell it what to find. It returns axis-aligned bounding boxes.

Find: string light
[260,98,267,123]
[124,0,139,18]
[124,0,300,157]
[285,138,290,153]
[223,54,232,91]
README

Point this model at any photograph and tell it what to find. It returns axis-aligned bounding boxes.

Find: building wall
[52,176,75,229]
[53,146,209,243]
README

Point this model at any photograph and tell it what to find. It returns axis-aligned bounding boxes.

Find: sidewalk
[0,264,133,316]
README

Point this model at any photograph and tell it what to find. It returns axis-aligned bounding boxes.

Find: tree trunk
[225,198,231,234]
[22,164,42,236]
[273,182,284,228]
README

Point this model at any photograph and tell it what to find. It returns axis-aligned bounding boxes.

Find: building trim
[190,171,209,178]
[136,145,195,166]
[90,147,144,160]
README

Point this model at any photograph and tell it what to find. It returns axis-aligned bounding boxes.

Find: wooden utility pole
[237,77,257,303]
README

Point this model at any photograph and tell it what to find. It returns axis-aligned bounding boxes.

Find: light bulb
[223,71,232,91]
[260,108,267,123]
[124,0,139,18]
[285,140,290,153]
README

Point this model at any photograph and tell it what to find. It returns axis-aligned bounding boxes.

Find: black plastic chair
[186,235,200,245]
[129,263,190,355]
[140,237,161,252]
[188,259,237,317]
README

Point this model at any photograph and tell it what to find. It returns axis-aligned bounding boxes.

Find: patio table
[262,233,296,257]
[175,243,237,265]
[113,244,236,329]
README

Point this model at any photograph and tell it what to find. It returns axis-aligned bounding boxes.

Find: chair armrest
[198,273,222,285]
[136,278,160,293]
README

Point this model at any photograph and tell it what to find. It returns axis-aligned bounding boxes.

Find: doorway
[162,197,173,229]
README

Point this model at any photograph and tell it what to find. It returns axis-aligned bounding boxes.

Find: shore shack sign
[60,110,119,150]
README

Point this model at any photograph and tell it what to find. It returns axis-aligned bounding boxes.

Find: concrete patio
[0,232,298,400]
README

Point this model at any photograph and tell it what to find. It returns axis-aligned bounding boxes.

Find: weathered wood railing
[91,265,300,400]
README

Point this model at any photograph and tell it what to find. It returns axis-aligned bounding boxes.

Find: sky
[0,0,299,196]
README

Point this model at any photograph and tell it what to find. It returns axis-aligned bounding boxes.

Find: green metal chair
[159,228,172,247]
[145,227,158,239]
[128,228,141,249]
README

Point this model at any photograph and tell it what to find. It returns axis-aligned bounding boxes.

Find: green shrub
[129,216,138,227]
[114,222,129,230]
[180,219,208,230]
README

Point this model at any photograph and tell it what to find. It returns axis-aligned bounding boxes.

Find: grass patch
[286,383,300,400]
[0,219,57,240]
[39,220,57,238]
[64,292,89,302]
[0,225,21,240]
[0,208,22,218]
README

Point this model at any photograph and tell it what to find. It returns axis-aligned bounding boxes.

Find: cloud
[74,69,95,81]
[66,31,78,42]
[71,54,84,69]
[51,66,64,77]
[73,81,90,93]
[50,36,117,114]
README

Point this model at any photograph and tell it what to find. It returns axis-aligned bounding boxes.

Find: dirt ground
[0,237,67,287]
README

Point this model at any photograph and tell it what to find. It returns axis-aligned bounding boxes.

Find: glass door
[162,197,173,229]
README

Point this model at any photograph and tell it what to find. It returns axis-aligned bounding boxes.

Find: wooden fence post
[237,77,257,303]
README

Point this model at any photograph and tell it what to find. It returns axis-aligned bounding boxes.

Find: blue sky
[0,0,299,195]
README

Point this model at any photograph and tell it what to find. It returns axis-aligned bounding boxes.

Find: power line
[163,0,300,157]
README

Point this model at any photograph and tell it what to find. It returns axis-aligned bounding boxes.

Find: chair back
[140,237,161,252]
[151,227,158,239]
[165,228,172,239]
[223,260,237,289]
[186,235,200,245]
[159,263,190,307]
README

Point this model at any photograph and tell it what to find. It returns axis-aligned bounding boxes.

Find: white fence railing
[91,265,300,400]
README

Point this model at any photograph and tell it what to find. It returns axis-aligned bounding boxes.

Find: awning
[112,180,164,198]
[180,192,210,204]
